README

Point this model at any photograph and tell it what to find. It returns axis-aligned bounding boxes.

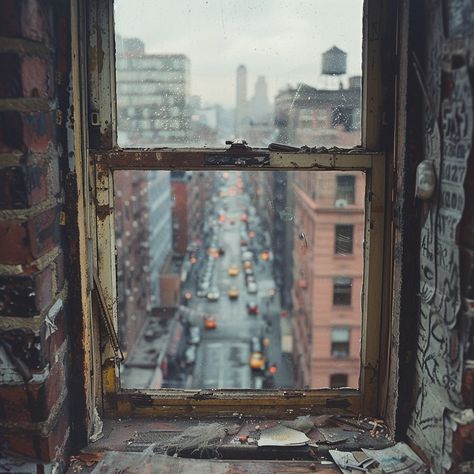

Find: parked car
[207,288,220,301]
[189,326,200,345]
[185,345,197,365]
[203,315,217,330]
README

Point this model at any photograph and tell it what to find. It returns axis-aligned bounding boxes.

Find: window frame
[75,0,394,420]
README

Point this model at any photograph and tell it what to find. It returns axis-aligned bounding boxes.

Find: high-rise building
[235,64,248,135]
[114,170,151,355]
[249,76,272,122]
[148,171,173,308]
[116,37,190,146]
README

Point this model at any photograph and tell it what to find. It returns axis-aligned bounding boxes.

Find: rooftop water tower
[321,46,347,89]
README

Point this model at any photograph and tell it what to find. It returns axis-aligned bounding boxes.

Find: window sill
[73,415,392,471]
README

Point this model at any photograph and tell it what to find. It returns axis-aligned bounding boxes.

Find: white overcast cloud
[115,0,363,108]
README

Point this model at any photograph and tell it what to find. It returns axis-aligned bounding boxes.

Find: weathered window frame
[74,0,394,419]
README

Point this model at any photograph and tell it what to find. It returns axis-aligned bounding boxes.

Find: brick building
[114,170,151,355]
[292,172,365,388]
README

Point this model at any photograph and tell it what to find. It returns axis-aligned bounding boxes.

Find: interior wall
[399,0,474,471]
[0,0,84,470]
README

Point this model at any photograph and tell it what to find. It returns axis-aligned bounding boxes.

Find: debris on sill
[257,425,310,447]
[329,442,429,473]
[71,414,395,471]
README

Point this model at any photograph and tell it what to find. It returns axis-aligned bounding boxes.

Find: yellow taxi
[249,352,266,371]
[228,264,239,276]
[227,287,239,300]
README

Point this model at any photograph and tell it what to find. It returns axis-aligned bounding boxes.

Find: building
[275,80,361,148]
[148,171,173,308]
[116,37,191,146]
[292,172,365,388]
[114,170,151,355]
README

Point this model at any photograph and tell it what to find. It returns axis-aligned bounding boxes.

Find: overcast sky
[115,0,363,108]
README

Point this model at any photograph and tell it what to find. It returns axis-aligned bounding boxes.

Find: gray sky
[115,0,363,108]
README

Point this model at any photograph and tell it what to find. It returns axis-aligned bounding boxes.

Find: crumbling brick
[0,207,60,265]
[0,266,53,317]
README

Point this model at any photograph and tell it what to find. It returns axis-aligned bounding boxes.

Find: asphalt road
[187,181,271,389]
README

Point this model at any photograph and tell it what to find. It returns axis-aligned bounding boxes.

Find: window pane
[333,277,352,306]
[335,224,353,254]
[114,170,365,389]
[114,0,363,148]
[330,373,348,388]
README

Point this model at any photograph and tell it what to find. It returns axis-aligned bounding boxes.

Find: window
[336,175,356,204]
[333,277,352,306]
[78,0,391,419]
[335,224,354,254]
[331,328,350,357]
[330,373,348,388]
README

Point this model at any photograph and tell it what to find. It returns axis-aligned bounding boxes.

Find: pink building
[292,171,365,388]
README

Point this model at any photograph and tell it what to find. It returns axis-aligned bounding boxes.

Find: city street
[183,174,292,389]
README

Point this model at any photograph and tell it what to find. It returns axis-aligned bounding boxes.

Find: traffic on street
[181,172,293,389]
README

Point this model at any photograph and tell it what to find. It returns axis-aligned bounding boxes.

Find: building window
[333,277,352,306]
[331,328,350,357]
[330,373,348,388]
[336,175,355,204]
[335,224,353,254]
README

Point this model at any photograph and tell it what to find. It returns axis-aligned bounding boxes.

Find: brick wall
[0,0,79,469]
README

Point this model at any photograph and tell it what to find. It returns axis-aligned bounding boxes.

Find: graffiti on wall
[408,1,473,470]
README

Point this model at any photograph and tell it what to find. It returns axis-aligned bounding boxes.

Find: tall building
[249,76,272,122]
[116,37,190,146]
[235,64,248,135]
[292,172,365,388]
[148,171,172,308]
[114,170,151,355]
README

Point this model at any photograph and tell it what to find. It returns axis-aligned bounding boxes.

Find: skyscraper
[235,64,248,135]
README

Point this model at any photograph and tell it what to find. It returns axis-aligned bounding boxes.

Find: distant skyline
[115,0,363,108]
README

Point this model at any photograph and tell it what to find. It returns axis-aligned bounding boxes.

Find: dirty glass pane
[114,0,363,148]
[114,170,365,390]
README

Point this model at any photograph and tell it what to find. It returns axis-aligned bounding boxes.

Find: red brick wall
[0,0,79,468]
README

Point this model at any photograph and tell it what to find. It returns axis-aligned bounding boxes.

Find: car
[228,265,239,276]
[197,281,210,297]
[246,302,259,315]
[203,315,217,330]
[241,250,253,262]
[227,287,239,300]
[245,274,256,285]
[260,250,270,261]
[189,326,200,345]
[244,267,254,277]
[247,281,258,294]
[185,345,197,365]
[249,352,266,371]
[207,288,220,301]
[250,336,262,353]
